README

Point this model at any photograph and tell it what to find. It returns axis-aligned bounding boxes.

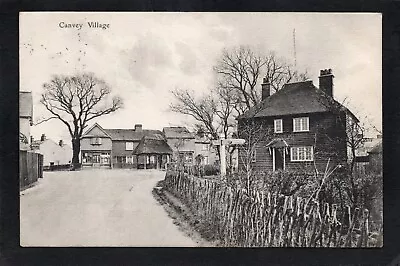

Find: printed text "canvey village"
[59,22,110,30]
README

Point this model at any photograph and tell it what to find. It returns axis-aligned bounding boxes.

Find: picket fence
[164,172,376,247]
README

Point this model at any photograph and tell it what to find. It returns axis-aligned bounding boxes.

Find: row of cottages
[80,123,218,169]
[80,123,172,169]
[31,134,72,167]
[237,69,360,173]
[163,126,219,165]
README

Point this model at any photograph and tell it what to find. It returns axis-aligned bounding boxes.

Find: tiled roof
[133,135,173,155]
[163,127,195,139]
[20,91,33,118]
[238,81,352,119]
[104,128,163,141]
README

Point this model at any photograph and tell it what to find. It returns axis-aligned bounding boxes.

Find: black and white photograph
[19,12,382,247]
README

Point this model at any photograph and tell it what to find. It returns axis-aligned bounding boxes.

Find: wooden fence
[164,172,377,247]
[20,150,43,189]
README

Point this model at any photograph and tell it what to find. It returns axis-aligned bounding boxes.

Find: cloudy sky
[20,12,382,142]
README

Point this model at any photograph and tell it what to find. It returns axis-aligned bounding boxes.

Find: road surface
[20,169,197,247]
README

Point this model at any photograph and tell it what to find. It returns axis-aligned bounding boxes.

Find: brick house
[81,123,172,169]
[237,69,359,173]
[163,127,195,165]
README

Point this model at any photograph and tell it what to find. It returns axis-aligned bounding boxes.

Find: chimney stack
[319,68,334,97]
[40,134,46,141]
[59,140,64,146]
[261,77,271,100]
[135,124,143,132]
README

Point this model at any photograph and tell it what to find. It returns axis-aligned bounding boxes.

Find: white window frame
[274,119,283,133]
[290,146,314,162]
[91,137,102,145]
[293,117,309,132]
[125,141,134,151]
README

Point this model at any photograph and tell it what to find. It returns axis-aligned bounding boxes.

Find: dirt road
[20,169,197,247]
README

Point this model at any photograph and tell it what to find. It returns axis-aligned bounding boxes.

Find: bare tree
[214,46,308,116]
[237,118,272,192]
[170,89,219,140]
[40,73,123,169]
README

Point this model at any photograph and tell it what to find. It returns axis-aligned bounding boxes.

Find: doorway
[274,148,285,171]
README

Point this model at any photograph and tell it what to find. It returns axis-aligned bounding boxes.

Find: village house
[19,91,33,150]
[237,69,359,173]
[163,127,195,165]
[194,136,218,165]
[80,123,172,169]
[31,134,72,167]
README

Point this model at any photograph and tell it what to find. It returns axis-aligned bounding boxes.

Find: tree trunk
[71,137,81,170]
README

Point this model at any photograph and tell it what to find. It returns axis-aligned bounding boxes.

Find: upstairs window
[125,142,134,151]
[293,117,309,132]
[91,137,102,145]
[274,119,283,133]
[291,146,313,161]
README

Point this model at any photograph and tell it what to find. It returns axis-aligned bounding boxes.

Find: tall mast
[293,28,297,68]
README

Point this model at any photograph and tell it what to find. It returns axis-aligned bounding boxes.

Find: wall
[81,137,112,151]
[111,140,139,156]
[38,139,72,166]
[238,112,347,173]
[20,118,31,144]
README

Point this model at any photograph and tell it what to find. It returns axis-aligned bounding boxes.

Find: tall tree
[40,73,123,169]
[214,46,308,116]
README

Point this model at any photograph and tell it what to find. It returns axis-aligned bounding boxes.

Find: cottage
[163,127,195,164]
[81,123,173,169]
[31,135,72,167]
[194,136,219,165]
[80,123,113,168]
[237,69,359,173]
[133,133,173,169]
[19,91,33,150]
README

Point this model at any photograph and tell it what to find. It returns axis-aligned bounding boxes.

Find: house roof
[368,141,382,154]
[266,138,289,148]
[104,128,163,141]
[20,91,33,119]
[163,127,195,139]
[133,134,173,155]
[238,80,357,121]
[82,123,112,138]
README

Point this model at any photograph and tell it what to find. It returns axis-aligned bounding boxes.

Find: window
[291,146,313,161]
[274,119,283,133]
[125,142,134,151]
[91,137,102,145]
[126,156,134,164]
[293,117,309,132]
[202,144,209,151]
[251,150,257,162]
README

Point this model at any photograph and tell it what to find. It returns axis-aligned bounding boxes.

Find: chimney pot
[319,68,334,97]
[40,134,46,141]
[135,124,143,131]
[261,77,271,100]
[59,140,63,146]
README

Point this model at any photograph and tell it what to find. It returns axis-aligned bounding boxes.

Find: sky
[20,12,382,143]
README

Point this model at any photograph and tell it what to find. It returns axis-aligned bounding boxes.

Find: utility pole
[293,28,297,68]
